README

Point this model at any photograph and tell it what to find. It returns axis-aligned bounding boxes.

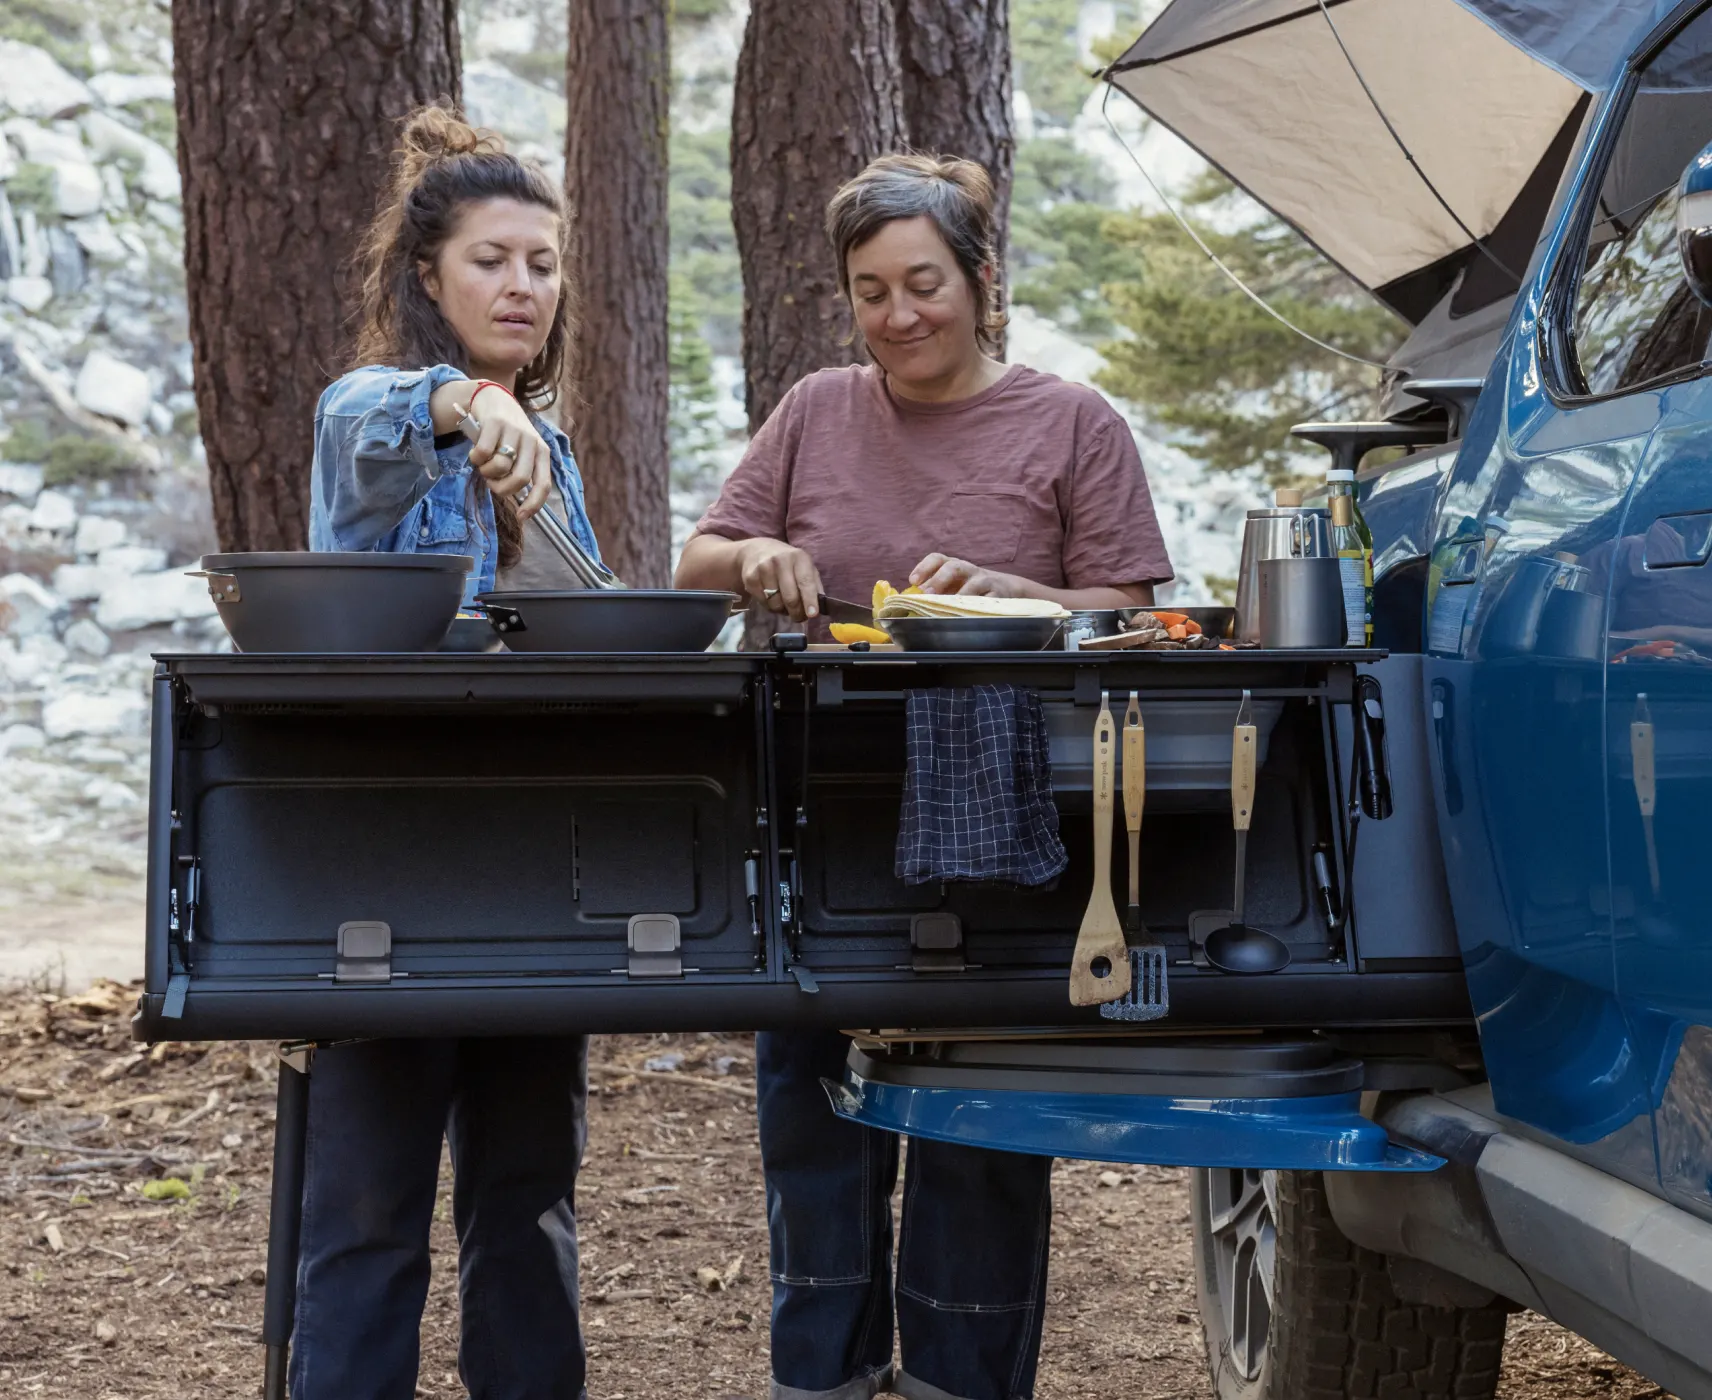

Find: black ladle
[1204,691,1292,975]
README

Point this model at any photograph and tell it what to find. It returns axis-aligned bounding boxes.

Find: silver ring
[496,443,518,460]
[763,588,779,598]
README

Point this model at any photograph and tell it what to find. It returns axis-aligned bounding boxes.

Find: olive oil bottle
[1327,468,1372,647]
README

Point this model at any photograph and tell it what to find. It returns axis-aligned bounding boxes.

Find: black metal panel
[133,968,1471,1040]
[136,648,1476,1043]
[158,652,760,708]
[779,652,1351,974]
[1332,656,1463,968]
[151,658,771,1015]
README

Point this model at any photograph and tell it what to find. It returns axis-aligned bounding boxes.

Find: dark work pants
[288,1036,589,1400]
[756,1030,1054,1400]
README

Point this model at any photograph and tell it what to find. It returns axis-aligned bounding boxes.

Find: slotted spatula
[1070,692,1133,1007]
[1102,691,1169,1021]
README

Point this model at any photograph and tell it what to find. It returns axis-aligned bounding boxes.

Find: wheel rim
[1205,1168,1278,1382]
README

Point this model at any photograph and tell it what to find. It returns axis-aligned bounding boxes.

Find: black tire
[1189,1167,1509,1400]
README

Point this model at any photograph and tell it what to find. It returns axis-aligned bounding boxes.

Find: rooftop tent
[1104,0,1688,327]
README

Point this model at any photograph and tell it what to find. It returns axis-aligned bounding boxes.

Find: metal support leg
[262,1045,312,1400]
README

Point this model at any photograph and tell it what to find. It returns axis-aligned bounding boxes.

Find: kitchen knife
[817,594,875,625]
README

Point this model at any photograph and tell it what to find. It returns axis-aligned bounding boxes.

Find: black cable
[1316,0,1521,284]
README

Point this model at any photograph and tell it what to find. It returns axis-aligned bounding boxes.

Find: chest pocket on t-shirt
[942,484,1029,565]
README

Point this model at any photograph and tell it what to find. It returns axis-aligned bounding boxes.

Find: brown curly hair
[350,104,573,567]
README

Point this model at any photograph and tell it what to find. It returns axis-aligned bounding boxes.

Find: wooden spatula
[1070,692,1133,1006]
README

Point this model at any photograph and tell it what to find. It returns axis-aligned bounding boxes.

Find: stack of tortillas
[874,593,1068,621]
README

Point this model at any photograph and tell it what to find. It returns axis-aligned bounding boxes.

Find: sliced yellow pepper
[871,580,921,613]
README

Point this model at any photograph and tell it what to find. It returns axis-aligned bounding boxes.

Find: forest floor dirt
[0,982,1673,1400]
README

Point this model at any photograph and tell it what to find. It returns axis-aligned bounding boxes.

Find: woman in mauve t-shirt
[677,154,1173,1400]
[680,175,1171,624]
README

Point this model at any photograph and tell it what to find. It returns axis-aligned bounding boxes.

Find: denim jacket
[309,364,602,603]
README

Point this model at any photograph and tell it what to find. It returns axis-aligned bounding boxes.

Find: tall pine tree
[730,0,907,433]
[565,0,673,586]
[173,0,461,551]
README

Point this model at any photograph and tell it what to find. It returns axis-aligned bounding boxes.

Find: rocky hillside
[0,15,218,925]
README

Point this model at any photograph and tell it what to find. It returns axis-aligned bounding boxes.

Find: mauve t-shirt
[695,364,1173,607]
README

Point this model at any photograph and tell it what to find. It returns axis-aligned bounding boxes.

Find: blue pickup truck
[839,4,1712,1396]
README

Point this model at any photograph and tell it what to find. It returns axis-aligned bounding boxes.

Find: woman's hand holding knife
[737,538,825,620]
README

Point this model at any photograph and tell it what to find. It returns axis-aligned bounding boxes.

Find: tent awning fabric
[1107,0,1684,323]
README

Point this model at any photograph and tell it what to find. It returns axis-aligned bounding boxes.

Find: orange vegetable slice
[1151,611,1202,636]
[830,622,892,646]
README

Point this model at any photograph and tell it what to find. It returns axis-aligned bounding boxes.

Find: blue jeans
[289,1036,589,1400]
[756,1030,1053,1400]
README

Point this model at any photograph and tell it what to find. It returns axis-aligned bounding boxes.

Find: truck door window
[1571,8,1712,396]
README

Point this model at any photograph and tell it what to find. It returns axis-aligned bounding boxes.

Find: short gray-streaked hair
[825,152,1007,354]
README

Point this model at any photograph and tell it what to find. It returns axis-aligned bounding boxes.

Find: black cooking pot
[193,552,473,653]
[476,590,740,652]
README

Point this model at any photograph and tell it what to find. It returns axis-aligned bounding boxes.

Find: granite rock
[41,690,147,740]
[95,569,215,631]
[74,349,153,427]
[63,618,112,658]
[0,42,94,120]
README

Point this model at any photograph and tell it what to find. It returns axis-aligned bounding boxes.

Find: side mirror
[1676,141,1712,306]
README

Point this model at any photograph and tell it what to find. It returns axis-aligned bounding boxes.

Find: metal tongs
[455,404,627,590]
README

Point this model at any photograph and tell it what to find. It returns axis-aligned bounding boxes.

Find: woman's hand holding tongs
[456,388,554,521]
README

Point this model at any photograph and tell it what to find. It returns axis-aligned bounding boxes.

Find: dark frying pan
[475,590,740,652]
[192,552,473,653]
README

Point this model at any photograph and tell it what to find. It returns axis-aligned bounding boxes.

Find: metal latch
[335,921,392,982]
[909,912,968,973]
[627,914,682,978]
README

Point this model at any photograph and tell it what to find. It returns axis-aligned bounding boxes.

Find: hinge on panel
[626,914,682,978]
[909,912,969,973]
[335,921,393,983]
[162,853,200,1020]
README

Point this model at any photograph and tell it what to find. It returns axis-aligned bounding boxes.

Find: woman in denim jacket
[294,106,600,1400]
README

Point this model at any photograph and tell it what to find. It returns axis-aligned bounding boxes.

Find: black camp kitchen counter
[135,648,1470,1041]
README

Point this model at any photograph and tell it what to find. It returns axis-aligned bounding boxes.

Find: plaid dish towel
[895,685,1068,887]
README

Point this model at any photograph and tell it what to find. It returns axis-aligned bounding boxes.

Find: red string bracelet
[467,380,514,414]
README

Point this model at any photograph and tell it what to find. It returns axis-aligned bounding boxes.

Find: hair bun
[397,103,506,180]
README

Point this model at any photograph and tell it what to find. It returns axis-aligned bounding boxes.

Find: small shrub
[43,435,138,486]
[0,2,88,75]
[136,98,177,150]
[1203,574,1239,607]
[2,418,52,463]
[7,162,58,218]
[500,49,565,91]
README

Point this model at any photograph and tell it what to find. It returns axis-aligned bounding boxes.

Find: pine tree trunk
[731,0,907,434]
[894,0,1014,347]
[173,1,460,552]
[565,0,672,587]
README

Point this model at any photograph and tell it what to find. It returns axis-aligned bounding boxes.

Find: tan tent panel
[1110,0,1582,291]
